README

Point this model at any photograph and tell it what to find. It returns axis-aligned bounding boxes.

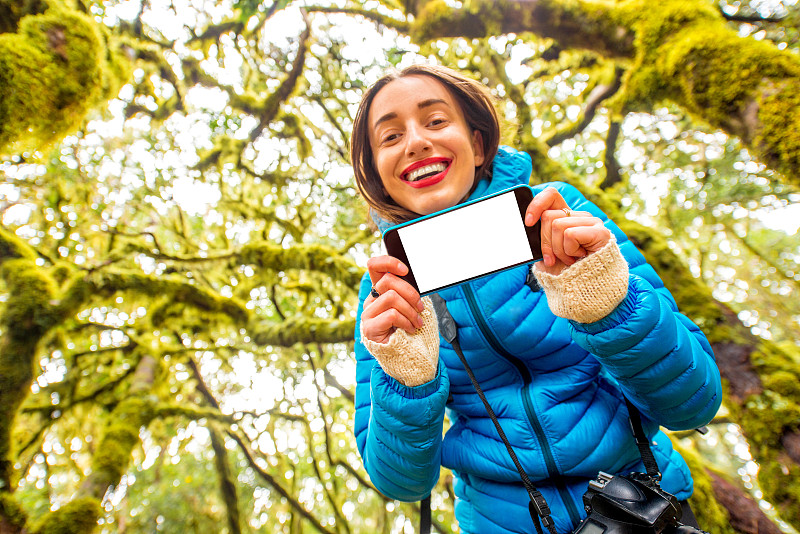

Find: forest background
[1,0,799,533]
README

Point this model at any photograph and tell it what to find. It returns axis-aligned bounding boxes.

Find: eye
[380,132,401,145]
[428,117,448,127]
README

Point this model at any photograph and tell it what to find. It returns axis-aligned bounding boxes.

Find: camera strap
[429,294,665,534]
[623,396,661,480]
[430,295,557,534]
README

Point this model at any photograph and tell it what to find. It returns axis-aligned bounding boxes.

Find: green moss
[0,0,47,32]
[50,261,74,286]
[0,257,61,487]
[239,242,365,288]
[763,371,800,399]
[755,80,800,179]
[412,0,487,42]
[0,6,126,154]
[725,340,800,525]
[251,316,356,347]
[609,0,800,178]
[0,33,55,151]
[671,439,735,533]
[90,397,156,486]
[0,228,37,262]
[32,497,102,534]
[662,27,799,123]
[0,258,59,337]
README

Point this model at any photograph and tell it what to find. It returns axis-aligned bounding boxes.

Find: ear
[472,130,485,167]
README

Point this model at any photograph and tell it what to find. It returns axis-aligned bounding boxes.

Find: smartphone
[383,185,542,295]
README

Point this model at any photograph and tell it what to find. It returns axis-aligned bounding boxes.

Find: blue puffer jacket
[353,146,722,534]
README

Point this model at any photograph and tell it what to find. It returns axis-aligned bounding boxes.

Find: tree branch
[247,9,312,142]
[209,428,242,534]
[719,8,787,24]
[544,66,624,147]
[599,119,623,189]
[411,0,635,57]
[226,430,336,534]
[239,242,364,287]
[250,317,355,347]
[306,5,410,33]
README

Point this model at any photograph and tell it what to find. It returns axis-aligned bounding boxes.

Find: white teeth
[406,162,447,182]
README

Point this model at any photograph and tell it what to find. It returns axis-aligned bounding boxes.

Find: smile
[406,162,448,182]
[401,158,451,188]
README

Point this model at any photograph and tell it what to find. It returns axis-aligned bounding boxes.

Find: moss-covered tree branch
[58,270,249,324]
[250,316,355,347]
[30,354,159,534]
[0,2,129,155]
[239,242,364,288]
[410,0,800,183]
[307,5,410,33]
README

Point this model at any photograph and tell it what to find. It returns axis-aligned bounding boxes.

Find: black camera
[573,472,708,534]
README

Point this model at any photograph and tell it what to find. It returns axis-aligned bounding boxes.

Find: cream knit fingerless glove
[533,238,629,324]
[361,297,440,387]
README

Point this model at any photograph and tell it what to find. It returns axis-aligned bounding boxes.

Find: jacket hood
[370,145,533,234]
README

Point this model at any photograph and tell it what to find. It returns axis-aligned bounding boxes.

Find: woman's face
[367,75,485,216]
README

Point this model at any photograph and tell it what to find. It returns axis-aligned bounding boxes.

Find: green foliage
[728,340,800,525]
[757,80,800,181]
[671,439,736,534]
[32,497,102,534]
[0,4,127,155]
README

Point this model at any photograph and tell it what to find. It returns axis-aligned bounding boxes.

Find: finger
[373,272,424,312]
[366,255,418,309]
[539,207,574,266]
[362,290,423,337]
[552,215,602,264]
[367,255,409,287]
[563,223,611,256]
[524,187,568,227]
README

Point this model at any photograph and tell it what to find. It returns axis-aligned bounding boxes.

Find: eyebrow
[372,98,450,130]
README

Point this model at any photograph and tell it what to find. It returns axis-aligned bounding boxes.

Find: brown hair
[350,64,500,225]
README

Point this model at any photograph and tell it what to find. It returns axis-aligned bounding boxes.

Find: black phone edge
[382,229,420,291]
[517,188,543,264]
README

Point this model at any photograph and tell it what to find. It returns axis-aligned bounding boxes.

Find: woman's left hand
[524,187,612,275]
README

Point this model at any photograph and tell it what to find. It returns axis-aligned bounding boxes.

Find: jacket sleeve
[353,273,450,501]
[542,183,722,431]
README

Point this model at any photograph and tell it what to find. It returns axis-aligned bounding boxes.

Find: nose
[404,123,432,158]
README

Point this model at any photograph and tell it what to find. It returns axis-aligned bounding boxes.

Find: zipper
[462,283,583,526]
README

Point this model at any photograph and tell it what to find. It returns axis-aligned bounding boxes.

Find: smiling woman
[350,64,721,534]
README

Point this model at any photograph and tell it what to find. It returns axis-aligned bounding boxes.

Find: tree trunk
[210,430,241,534]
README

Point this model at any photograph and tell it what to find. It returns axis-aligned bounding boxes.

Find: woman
[351,64,721,533]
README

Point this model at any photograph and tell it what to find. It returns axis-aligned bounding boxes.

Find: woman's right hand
[361,255,426,344]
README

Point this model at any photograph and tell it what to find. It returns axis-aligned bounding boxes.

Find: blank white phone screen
[398,191,533,294]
